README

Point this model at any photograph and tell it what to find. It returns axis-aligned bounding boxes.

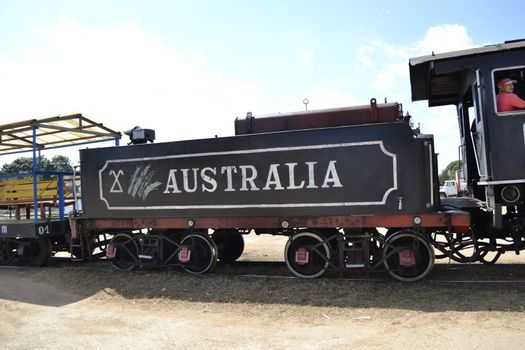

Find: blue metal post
[32,127,39,224]
[58,173,65,221]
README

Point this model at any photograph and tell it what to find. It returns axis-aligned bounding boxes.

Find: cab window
[493,67,525,115]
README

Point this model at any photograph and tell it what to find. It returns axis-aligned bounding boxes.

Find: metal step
[70,242,84,262]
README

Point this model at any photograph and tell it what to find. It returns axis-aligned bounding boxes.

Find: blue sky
[0,0,524,170]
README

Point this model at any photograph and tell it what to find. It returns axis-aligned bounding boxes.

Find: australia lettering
[162,160,342,194]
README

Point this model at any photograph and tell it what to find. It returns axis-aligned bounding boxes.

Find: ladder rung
[346,263,365,268]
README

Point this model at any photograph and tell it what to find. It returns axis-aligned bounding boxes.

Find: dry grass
[4,232,525,314]
[3,256,522,316]
[3,234,525,350]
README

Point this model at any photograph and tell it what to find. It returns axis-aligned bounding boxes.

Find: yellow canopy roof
[0,113,121,155]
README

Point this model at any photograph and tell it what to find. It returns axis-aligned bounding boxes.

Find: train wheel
[179,233,218,274]
[28,238,52,267]
[383,231,434,282]
[212,229,245,263]
[107,233,138,271]
[285,231,331,279]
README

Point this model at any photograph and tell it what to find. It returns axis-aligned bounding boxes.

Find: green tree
[0,155,73,175]
[439,160,462,184]
[48,155,74,172]
[0,157,34,175]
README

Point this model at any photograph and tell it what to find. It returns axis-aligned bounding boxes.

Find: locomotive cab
[410,39,525,229]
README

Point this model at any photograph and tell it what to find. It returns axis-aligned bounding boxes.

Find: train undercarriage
[2,201,525,282]
[102,226,435,281]
[100,226,524,282]
[80,202,519,282]
[0,231,110,266]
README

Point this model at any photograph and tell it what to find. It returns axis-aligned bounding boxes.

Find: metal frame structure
[0,114,121,224]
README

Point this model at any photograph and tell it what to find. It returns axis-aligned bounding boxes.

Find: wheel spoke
[108,233,138,271]
[180,233,218,274]
[285,231,330,279]
[383,231,434,282]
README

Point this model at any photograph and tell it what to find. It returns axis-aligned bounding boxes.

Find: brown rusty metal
[370,98,378,122]
[234,99,405,135]
[82,211,470,234]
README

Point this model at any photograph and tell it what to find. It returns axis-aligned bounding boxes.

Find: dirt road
[1,235,525,349]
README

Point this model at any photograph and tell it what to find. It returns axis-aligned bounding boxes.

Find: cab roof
[409,39,525,106]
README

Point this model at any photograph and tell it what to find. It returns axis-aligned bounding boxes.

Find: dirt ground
[1,234,525,350]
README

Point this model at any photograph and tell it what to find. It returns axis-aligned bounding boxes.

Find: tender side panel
[80,123,435,218]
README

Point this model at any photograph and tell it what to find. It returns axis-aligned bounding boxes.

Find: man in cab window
[497,78,525,112]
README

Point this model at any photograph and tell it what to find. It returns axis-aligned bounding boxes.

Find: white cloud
[0,16,265,153]
[371,63,407,93]
[357,23,476,82]
[377,8,391,16]
[356,44,376,70]
[302,50,314,64]
[352,24,477,170]
[416,24,475,55]
[253,23,475,172]
[0,19,478,172]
